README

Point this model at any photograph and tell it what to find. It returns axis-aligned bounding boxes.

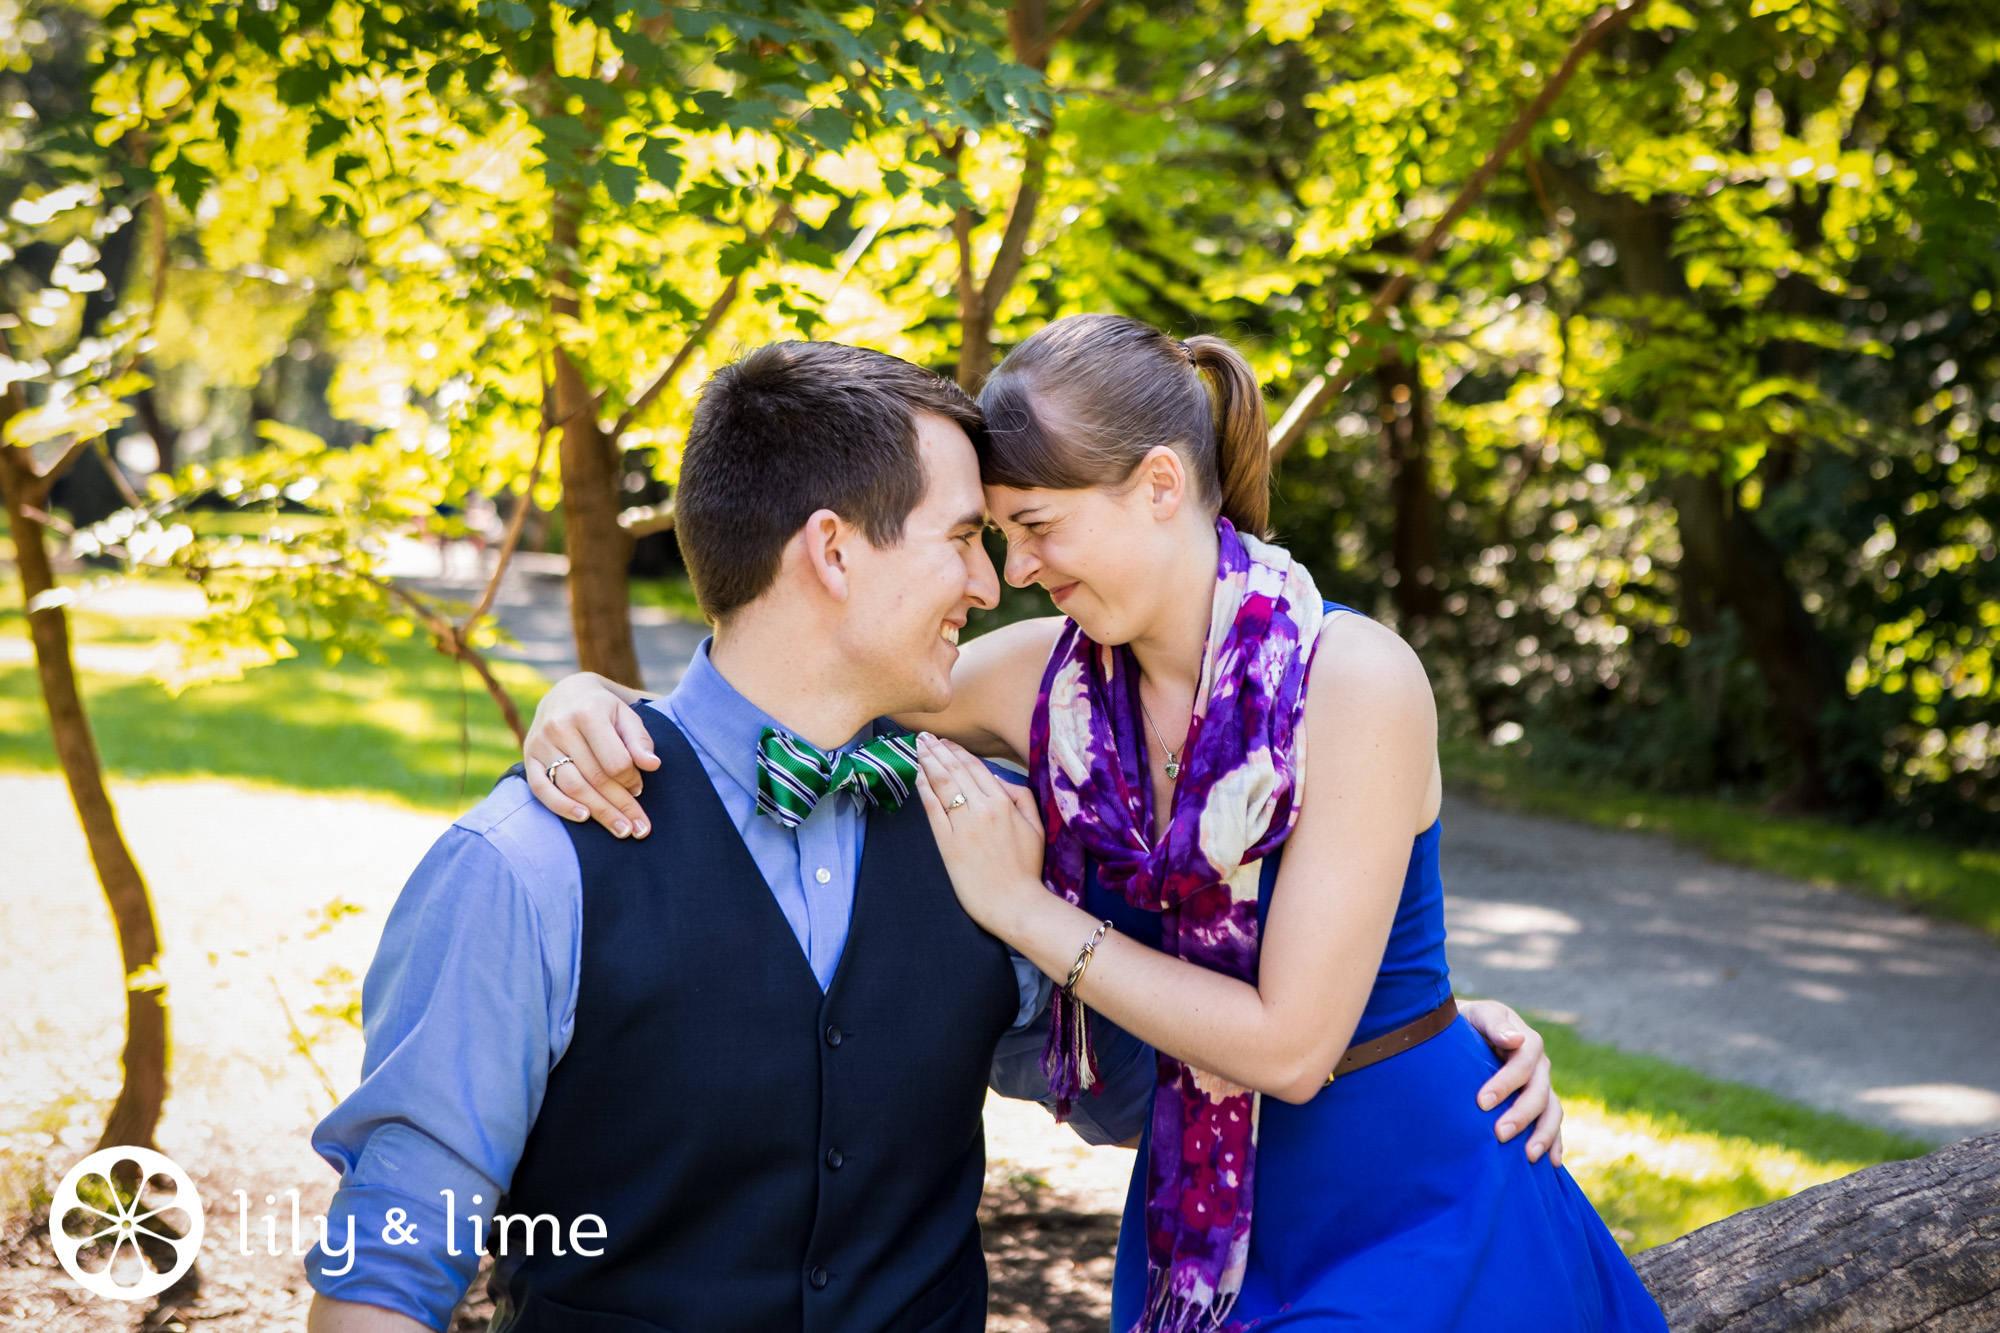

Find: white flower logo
[51,1146,203,1302]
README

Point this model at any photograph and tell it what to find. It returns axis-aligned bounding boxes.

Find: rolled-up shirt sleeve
[989,992,1156,1147]
[307,785,578,1330]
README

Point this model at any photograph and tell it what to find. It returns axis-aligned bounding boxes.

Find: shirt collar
[655,639,874,793]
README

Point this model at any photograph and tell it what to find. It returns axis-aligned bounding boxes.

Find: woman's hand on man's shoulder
[522,672,662,839]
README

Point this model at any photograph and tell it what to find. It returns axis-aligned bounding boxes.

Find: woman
[522,315,1665,1331]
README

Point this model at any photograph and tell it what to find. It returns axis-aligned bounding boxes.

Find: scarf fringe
[1133,1266,1239,1333]
[1040,984,1101,1119]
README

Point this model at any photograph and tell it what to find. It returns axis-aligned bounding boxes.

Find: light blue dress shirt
[306,642,1154,1329]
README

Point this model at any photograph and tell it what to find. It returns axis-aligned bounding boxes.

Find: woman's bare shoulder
[1304,610,1435,728]
[959,614,1067,677]
[899,615,1067,760]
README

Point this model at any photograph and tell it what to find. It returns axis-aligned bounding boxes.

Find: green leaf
[800,106,853,153]
[638,139,683,191]
[881,168,911,198]
[601,161,640,208]
[215,102,241,156]
[492,1,534,32]
[165,156,211,212]
[306,115,344,158]
[275,62,337,108]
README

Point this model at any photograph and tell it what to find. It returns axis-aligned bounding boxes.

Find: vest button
[808,1265,830,1289]
[825,1024,843,1047]
[825,1147,844,1169]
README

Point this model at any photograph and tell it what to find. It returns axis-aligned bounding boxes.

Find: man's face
[835,412,999,717]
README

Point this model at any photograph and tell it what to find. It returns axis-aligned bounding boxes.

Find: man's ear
[1138,445,1189,518]
[796,508,852,602]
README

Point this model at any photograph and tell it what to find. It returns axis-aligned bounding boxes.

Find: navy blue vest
[491,708,1021,1333]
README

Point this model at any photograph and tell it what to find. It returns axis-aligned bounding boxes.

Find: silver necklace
[1139,693,1186,781]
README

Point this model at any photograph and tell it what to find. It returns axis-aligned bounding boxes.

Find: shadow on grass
[0,638,549,812]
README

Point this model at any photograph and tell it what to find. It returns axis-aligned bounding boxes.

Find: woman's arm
[519,615,1065,834]
[912,614,1435,1106]
[888,615,1064,762]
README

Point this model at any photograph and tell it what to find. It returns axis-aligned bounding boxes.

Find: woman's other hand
[911,734,1047,934]
[524,672,661,837]
[1459,998,1566,1166]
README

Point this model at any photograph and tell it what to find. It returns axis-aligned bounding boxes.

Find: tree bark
[0,446,167,1156]
[1374,349,1444,622]
[1633,1131,2000,1331]
[549,192,642,688]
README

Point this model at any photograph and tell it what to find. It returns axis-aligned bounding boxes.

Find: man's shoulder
[444,776,581,910]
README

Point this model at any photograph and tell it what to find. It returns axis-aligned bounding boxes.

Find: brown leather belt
[1326,996,1458,1084]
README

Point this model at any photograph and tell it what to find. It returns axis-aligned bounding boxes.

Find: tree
[102,0,1047,686]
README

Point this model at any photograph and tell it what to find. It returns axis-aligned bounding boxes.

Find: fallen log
[1633,1131,2000,1331]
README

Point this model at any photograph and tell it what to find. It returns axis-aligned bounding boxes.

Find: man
[306,342,1558,1332]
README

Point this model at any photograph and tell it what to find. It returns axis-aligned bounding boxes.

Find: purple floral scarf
[1029,517,1326,1333]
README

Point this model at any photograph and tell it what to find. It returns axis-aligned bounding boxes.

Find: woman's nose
[965,537,1001,610]
[1003,538,1038,589]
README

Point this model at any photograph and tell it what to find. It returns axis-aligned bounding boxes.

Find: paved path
[1441,797,2000,1143]
[348,558,2000,1145]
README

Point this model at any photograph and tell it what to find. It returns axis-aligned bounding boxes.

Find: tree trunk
[133,383,180,475]
[550,192,642,688]
[1669,473,1849,809]
[952,0,1051,393]
[1375,349,1443,622]
[1543,156,1854,809]
[0,446,168,1156]
[1633,1131,2000,1331]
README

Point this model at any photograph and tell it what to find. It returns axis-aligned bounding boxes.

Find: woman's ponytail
[1185,334,1272,538]
[977,314,1273,538]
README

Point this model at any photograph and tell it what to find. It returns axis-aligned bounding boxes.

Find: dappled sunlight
[1857,1084,2000,1127]
[1561,1096,1869,1253]
[1443,798,2000,1140]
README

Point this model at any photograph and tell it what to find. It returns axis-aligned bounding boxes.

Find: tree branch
[607,204,789,442]
[978,136,1047,325]
[1029,0,1107,65]
[457,395,554,635]
[24,436,99,507]
[343,564,527,744]
[618,499,676,537]
[1268,0,1648,462]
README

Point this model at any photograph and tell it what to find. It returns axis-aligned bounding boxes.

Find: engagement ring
[946,793,967,810]
[546,755,575,783]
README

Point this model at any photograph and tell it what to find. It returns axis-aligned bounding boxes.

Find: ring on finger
[946,792,967,811]
[545,755,575,783]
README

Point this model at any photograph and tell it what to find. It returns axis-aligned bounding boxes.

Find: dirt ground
[0,774,1133,1331]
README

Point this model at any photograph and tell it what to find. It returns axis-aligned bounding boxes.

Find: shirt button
[825,1024,843,1047]
[825,1147,844,1170]
[808,1266,830,1290]
[815,867,831,884]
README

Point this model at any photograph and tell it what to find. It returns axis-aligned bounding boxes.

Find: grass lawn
[1444,737,2000,939]
[1537,1018,1928,1252]
[0,573,548,812]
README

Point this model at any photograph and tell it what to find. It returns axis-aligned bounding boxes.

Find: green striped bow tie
[755,726,921,829]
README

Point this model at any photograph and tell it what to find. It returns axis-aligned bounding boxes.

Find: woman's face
[984,443,1198,646]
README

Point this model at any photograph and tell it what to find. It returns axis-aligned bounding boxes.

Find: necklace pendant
[1164,758,1181,781]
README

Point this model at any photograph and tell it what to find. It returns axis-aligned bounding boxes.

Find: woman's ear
[1137,444,1190,518]
[795,508,852,601]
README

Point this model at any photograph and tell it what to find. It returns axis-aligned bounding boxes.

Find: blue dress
[1092,820,1668,1331]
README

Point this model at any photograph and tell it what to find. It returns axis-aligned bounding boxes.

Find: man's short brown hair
[674,342,985,621]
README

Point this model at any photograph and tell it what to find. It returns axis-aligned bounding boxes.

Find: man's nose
[966,536,1001,610]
